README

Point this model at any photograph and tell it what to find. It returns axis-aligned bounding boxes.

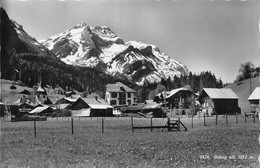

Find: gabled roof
[78,98,113,109]
[36,86,46,93]
[199,88,239,100]
[248,87,260,100]
[166,87,192,99]
[106,82,136,93]
[144,100,157,104]
[56,97,78,104]
[19,89,31,95]
[29,105,52,114]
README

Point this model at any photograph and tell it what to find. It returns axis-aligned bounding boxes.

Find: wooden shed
[248,87,260,113]
[70,97,113,117]
[197,88,240,115]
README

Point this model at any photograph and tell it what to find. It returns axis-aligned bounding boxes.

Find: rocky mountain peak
[41,22,189,85]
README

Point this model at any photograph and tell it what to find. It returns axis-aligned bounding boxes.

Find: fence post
[34,119,36,138]
[226,112,228,125]
[203,113,206,126]
[151,118,153,132]
[178,117,180,131]
[245,113,247,123]
[215,113,218,125]
[102,118,104,134]
[236,112,238,124]
[191,111,194,128]
[167,117,170,131]
[131,116,134,133]
[71,117,74,134]
[253,113,255,123]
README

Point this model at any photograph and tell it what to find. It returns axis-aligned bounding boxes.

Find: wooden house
[166,87,195,109]
[70,97,113,117]
[197,88,240,115]
[154,87,195,109]
[248,87,260,114]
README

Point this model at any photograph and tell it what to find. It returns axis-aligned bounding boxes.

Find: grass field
[1,116,260,168]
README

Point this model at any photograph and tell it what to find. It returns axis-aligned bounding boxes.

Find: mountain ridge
[41,22,189,85]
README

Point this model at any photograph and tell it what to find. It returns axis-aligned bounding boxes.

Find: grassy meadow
[1,116,260,168]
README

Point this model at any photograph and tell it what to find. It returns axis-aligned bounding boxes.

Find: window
[128,93,131,98]
[111,93,117,98]
[119,93,126,105]
[110,100,117,105]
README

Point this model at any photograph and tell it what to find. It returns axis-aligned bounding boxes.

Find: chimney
[95,96,98,101]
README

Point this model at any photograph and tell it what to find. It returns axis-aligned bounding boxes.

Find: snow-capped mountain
[42,22,188,85]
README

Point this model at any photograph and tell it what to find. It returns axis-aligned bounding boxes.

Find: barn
[248,87,260,114]
[197,88,240,115]
[29,106,53,116]
[70,97,113,117]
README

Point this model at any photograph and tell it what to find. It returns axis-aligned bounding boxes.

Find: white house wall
[106,91,135,106]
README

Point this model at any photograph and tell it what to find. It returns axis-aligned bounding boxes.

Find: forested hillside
[135,71,224,102]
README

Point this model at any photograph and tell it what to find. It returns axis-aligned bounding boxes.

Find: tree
[235,62,255,82]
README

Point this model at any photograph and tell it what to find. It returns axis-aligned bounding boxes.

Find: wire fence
[1,114,259,139]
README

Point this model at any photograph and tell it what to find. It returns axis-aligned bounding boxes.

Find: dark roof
[106,82,136,93]
[19,89,31,95]
[44,97,54,105]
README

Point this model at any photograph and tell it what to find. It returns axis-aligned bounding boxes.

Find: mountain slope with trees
[1,7,130,95]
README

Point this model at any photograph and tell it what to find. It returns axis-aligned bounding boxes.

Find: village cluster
[1,81,260,122]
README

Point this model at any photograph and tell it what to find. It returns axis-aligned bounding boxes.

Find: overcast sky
[3,0,260,83]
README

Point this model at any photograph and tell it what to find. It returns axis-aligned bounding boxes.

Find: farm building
[0,102,7,117]
[248,87,260,114]
[18,102,38,113]
[197,88,240,115]
[29,105,53,115]
[123,101,166,118]
[105,82,136,107]
[70,97,113,117]
[154,87,195,109]
[166,87,195,109]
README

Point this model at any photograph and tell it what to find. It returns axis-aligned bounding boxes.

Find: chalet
[154,87,195,108]
[105,82,136,107]
[166,87,195,109]
[197,88,240,115]
[248,87,260,115]
[70,97,113,117]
